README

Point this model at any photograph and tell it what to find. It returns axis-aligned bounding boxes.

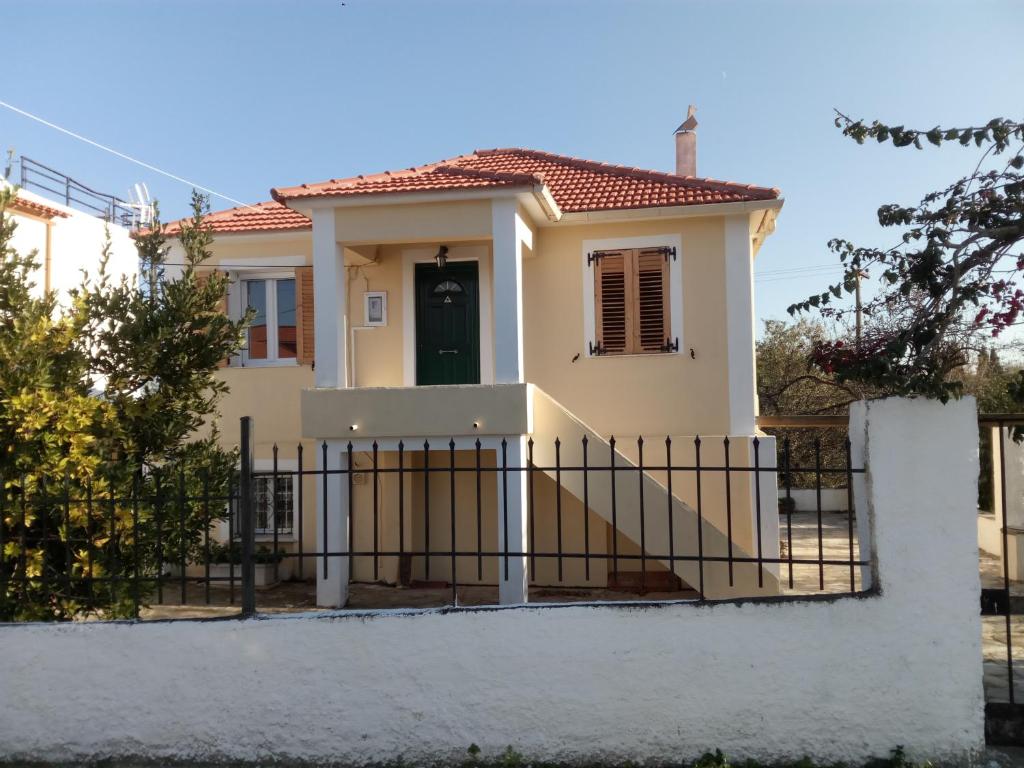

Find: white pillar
[491,200,530,603]
[311,208,350,607]
[491,199,529,384]
[316,441,349,607]
[724,214,756,435]
[497,436,529,604]
[312,208,347,388]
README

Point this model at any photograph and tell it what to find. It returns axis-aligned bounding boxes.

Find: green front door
[415,261,481,385]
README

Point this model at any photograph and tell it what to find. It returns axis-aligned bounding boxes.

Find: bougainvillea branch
[789,111,1024,400]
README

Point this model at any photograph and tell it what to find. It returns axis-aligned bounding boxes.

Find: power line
[0,98,260,212]
[756,269,844,284]
[756,263,843,277]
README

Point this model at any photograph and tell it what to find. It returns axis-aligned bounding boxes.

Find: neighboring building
[2,159,140,304]
[170,115,784,607]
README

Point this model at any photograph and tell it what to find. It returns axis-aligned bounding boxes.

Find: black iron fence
[0,417,870,622]
[979,415,1024,711]
[18,156,137,227]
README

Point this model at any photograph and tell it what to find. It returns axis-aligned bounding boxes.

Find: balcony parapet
[301,383,532,440]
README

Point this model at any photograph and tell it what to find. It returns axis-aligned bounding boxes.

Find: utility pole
[854,270,868,353]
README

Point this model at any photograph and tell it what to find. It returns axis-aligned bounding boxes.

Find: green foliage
[695,749,731,768]
[0,188,247,621]
[756,320,872,488]
[789,111,1024,402]
[208,541,284,565]
[79,191,244,465]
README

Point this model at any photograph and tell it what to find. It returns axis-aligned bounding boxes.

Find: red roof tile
[6,195,69,220]
[272,147,779,213]
[162,200,310,235]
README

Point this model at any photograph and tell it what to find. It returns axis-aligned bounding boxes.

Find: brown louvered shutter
[196,270,230,367]
[634,248,671,353]
[295,266,315,366]
[595,250,630,355]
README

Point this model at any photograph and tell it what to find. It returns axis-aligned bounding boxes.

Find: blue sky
[2,0,1022,327]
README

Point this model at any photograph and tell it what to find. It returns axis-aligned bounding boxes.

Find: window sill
[233,360,300,369]
[585,351,682,360]
[255,532,297,543]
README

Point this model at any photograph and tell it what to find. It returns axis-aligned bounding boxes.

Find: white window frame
[252,458,298,542]
[581,234,684,358]
[235,270,299,368]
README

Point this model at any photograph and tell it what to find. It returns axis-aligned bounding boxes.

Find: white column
[497,436,529,604]
[312,208,347,388]
[316,441,350,607]
[724,214,757,435]
[491,199,529,384]
[311,208,350,606]
[849,407,873,591]
[491,200,530,603]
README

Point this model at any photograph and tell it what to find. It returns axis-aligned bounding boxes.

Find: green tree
[789,112,1024,402]
[0,189,246,620]
[756,319,877,489]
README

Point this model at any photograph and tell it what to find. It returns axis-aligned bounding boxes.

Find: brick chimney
[674,105,698,177]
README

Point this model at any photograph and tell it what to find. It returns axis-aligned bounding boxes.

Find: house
[170,114,784,607]
[2,179,139,305]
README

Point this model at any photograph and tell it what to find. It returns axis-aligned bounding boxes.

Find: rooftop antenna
[126,182,154,227]
[3,147,13,180]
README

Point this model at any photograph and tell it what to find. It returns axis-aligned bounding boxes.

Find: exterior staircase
[528,386,780,599]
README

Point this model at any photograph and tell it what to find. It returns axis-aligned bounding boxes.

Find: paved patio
[778,510,863,595]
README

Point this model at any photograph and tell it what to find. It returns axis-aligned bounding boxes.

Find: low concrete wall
[780,487,849,512]
[0,398,985,766]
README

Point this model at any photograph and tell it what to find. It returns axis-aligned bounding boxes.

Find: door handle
[438,349,460,355]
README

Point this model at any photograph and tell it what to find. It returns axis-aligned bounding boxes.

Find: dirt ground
[141,511,861,619]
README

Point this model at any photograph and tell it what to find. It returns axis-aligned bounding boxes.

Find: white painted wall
[0,398,984,766]
[8,188,137,303]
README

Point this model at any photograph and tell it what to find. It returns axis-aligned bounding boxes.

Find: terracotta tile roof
[6,195,69,220]
[162,200,310,236]
[271,147,780,213]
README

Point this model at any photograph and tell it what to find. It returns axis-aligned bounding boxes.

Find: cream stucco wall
[199,208,745,441]
[334,200,493,245]
[525,216,731,437]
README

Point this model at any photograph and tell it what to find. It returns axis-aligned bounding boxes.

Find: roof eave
[551,197,783,226]
[275,184,537,217]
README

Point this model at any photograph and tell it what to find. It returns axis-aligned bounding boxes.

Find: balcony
[301,383,532,440]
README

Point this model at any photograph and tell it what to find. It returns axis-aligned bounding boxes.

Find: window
[592,247,675,355]
[243,276,297,364]
[254,475,294,535]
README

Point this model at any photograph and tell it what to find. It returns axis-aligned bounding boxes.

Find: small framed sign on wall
[364,291,387,327]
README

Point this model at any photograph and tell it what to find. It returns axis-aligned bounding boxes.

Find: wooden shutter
[196,270,230,367]
[295,266,315,366]
[594,250,630,355]
[634,248,671,353]
[593,248,672,355]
